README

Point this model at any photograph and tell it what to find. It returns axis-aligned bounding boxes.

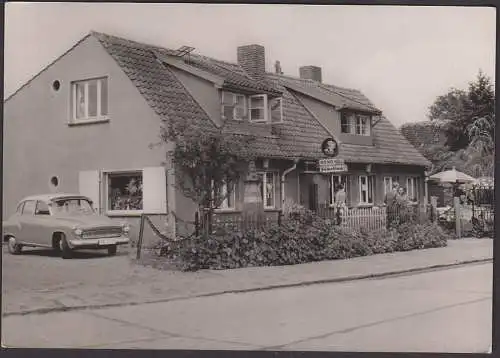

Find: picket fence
[207,206,392,233]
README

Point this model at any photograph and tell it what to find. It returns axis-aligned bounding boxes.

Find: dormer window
[249,95,268,122]
[221,91,246,120]
[340,112,371,136]
[221,91,283,123]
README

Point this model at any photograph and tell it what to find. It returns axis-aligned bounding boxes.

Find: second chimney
[299,65,322,83]
[237,44,266,80]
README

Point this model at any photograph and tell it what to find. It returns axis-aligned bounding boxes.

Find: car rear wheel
[107,245,117,256]
[59,235,73,259]
[7,236,22,255]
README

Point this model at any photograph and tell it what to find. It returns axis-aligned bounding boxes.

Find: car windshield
[50,198,95,215]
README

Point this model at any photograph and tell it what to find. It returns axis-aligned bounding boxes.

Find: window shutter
[78,170,101,213]
[143,167,167,213]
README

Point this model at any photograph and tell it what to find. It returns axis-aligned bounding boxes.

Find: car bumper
[68,236,130,249]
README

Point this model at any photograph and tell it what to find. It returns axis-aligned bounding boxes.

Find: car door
[17,200,36,243]
[26,200,53,246]
[4,201,25,239]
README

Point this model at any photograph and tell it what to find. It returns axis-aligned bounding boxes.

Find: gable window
[329,175,349,206]
[406,177,420,202]
[249,95,268,122]
[221,91,246,120]
[71,77,108,122]
[359,175,374,205]
[341,112,371,136]
[270,97,284,123]
[258,172,276,208]
[106,171,143,213]
[384,176,400,196]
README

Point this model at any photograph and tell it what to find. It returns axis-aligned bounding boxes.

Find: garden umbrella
[429,167,476,184]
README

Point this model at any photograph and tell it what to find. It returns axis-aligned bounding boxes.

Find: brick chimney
[237,44,266,80]
[299,65,322,83]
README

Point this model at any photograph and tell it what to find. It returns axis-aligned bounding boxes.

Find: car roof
[19,193,92,203]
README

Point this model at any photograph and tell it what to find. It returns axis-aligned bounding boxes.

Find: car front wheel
[59,235,73,259]
[7,236,22,255]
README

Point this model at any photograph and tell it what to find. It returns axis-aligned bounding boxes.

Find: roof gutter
[281,159,300,209]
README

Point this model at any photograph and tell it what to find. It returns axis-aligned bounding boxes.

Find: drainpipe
[281,159,300,209]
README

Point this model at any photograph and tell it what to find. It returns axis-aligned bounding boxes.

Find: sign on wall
[318,158,348,173]
[321,138,339,158]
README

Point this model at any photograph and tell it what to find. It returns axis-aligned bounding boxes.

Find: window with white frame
[384,176,400,196]
[340,112,371,136]
[340,113,352,134]
[221,91,246,120]
[249,95,268,122]
[355,114,371,136]
[270,97,283,123]
[359,175,374,205]
[71,77,108,122]
[258,172,276,208]
[406,177,420,202]
[216,181,237,210]
[329,175,348,206]
[106,171,143,212]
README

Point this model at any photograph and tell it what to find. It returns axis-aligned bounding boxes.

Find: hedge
[159,211,451,272]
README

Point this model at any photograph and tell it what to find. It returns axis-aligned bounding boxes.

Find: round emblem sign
[321,138,339,158]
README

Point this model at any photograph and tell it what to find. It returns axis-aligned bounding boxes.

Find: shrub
[394,222,451,251]
[161,211,450,271]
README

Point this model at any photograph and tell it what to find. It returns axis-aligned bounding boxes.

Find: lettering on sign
[318,158,348,173]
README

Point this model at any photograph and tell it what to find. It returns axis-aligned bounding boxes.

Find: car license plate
[99,239,115,246]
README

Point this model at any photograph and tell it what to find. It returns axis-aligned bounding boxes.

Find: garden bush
[162,212,452,272]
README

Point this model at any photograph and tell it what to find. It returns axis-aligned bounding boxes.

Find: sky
[4,3,496,127]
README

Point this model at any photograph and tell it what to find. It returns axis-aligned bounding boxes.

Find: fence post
[194,211,200,237]
[136,214,146,260]
[454,196,462,239]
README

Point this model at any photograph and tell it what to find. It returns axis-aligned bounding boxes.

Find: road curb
[2,257,492,318]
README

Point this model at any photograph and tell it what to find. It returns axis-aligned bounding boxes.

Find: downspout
[281,159,300,209]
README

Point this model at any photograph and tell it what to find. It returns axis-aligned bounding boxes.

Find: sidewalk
[2,238,493,316]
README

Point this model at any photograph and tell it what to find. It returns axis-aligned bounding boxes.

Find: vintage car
[2,194,130,259]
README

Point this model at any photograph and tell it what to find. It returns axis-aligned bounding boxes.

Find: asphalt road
[2,261,492,352]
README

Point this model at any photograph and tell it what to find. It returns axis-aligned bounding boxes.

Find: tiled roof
[400,121,447,150]
[91,31,429,166]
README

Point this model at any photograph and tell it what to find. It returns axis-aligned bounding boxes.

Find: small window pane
[265,172,275,207]
[251,108,265,121]
[108,172,143,211]
[341,114,351,133]
[270,98,282,123]
[223,105,234,120]
[88,80,98,117]
[75,83,86,119]
[222,92,234,105]
[250,96,264,108]
[100,78,108,116]
[22,201,36,215]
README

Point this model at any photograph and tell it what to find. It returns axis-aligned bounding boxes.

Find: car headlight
[73,227,83,236]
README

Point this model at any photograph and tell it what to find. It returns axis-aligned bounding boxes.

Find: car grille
[82,227,122,239]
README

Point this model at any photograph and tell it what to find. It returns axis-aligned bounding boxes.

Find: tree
[428,71,495,152]
[160,116,256,233]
